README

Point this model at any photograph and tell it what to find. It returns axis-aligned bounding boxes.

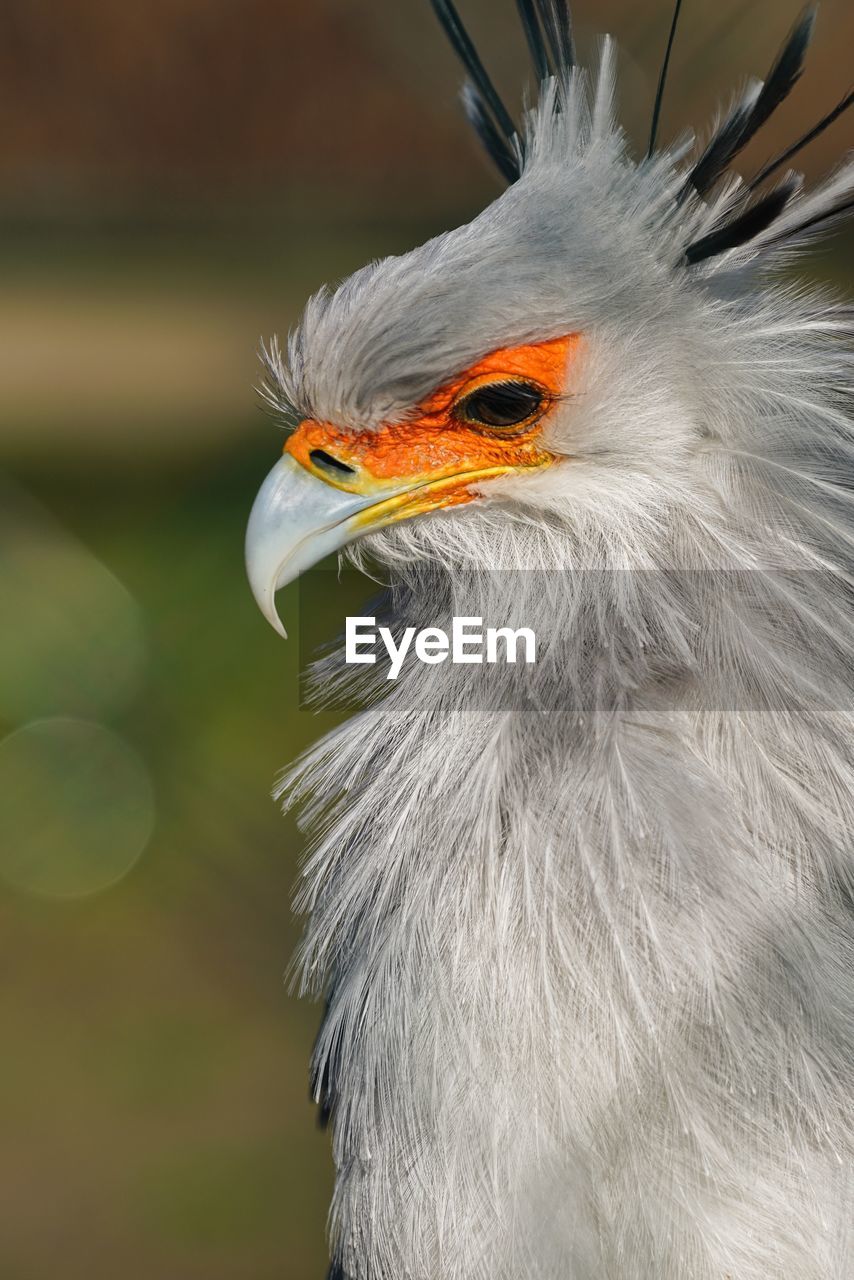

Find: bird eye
[454,380,546,429]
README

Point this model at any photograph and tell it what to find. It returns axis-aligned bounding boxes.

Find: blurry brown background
[0,3,851,1278]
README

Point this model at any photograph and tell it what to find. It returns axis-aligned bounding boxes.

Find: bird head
[247,2,853,638]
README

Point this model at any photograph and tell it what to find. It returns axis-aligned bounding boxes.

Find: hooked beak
[244,453,390,638]
[245,448,517,638]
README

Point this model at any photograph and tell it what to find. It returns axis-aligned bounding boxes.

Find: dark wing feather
[685,177,800,264]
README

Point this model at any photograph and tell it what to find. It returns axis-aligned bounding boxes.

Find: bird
[245,2,854,1276]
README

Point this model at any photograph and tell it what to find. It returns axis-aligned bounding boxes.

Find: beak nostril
[309,448,357,477]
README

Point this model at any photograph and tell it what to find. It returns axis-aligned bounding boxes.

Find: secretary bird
[245,2,854,1276]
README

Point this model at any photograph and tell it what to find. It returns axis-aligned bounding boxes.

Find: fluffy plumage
[265,6,854,1277]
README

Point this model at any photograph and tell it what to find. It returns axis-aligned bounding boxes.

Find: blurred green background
[0,2,851,1277]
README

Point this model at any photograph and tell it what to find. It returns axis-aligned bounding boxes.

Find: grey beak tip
[245,452,382,639]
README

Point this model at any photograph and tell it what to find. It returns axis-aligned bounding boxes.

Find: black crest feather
[515,0,552,84]
[761,190,854,249]
[647,0,685,158]
[747,85,854,192]
[684,87,762,203]
[461,81,522,183]
[515,1,575,84]
[428,0,851,263]
[428,0,521,181]
[430,0,575,184]
[686,5,816,197]
[685,177,800,264]
[534,0,575,76]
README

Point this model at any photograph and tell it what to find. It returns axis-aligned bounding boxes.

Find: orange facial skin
[285,333,580,520]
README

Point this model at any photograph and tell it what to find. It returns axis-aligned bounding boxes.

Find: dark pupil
[460,382,543,427]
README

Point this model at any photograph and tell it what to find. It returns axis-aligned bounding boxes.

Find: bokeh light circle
[0,719,155,899]
[0,499,146,722]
